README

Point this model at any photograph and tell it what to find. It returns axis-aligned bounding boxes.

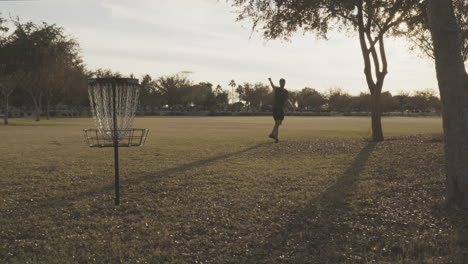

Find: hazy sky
[0,0,441,95]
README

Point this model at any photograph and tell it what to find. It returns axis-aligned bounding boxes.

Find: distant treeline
[136,74,441,114]
[0,17,440,123]
[5,72,441,118]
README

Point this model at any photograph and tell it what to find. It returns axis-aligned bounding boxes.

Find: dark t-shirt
[274,88,289,109]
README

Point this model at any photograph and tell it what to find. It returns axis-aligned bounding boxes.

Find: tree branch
[378,35,388,87]
[357,3,376,90]
[366,29,381,80]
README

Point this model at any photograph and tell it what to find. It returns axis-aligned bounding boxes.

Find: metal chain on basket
[89,81,140,140]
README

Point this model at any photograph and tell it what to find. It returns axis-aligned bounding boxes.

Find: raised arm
[268,78,277,89]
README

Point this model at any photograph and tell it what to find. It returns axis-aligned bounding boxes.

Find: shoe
[269,134,275,140]
[275,138,279,143]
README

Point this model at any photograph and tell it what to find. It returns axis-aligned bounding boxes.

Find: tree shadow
[241,141,377,263]
[121,142,268,195]
[311,141,377,205]
[5,142,268,212]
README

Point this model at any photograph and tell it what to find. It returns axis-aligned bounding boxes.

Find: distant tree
[7,20,81,121]
[288,90,300,109]
[350,92,371,112]
[60,66,88,117]
[235,83,251,110]
[214,86,229,110]
[427,0,468,207]
[192,82,214,110]
[91,68,122,78]
[230,101,244,112]
[327,88,352,113]
[239,83,271,111]
[205,92,217,111]
[231,0,421,141]
[235,84,248,105]
[16,70,41,121]
[6,22,42,121]
[0,70,17,124]
[0,14,6,33]
[228,79,237,103]
[408,89,439,112]
[139,74,154,107]
[236,83,270,111]
[255,83,271,110]
[408,91,427,112]
[297,88,326,111]
[43,42,81,119]
[141,74,165,112]
[426,92,442,113]
[0,16,14,124]
[215,84,222,93]
[156,74,193,109]
[393,91,411,112]
[380,91,399,113]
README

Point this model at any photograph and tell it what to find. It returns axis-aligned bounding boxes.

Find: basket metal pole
[112,81,120,205]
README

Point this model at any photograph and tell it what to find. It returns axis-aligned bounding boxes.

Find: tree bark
[3,95,8,125]
[45,92,50,120]
[32,94,42,122]
[370,90,384,141]
[427,0,468,207]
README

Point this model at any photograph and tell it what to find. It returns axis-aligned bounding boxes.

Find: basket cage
[84,78,148,148]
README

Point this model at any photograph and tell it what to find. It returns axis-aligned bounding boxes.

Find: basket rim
[82,128,149,148]
[83,128,148,132]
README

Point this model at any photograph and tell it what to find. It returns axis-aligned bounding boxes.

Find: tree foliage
[327,88,352,112]
[403,0,467,61]
[296,87,326,111]
[3,19,83,121]
[155,74,194,109]
[90,68,122,78]
[139,74,165,110]
[236,82,271,111]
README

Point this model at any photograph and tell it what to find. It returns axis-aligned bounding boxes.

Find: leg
[269,122,276,139]
[274,120,281,142]
[270,109,279,139]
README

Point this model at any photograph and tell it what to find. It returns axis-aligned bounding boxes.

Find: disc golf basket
[83,78,149,205]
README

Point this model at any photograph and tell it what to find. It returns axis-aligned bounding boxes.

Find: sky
[0,0,442,95]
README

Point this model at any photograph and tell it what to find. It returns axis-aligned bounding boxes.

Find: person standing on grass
[268,77,294,143]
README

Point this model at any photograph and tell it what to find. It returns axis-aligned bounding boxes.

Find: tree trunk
[356,5,387,142]
[34,103,41,121]
[3,95,8,125]
[427,0,468,207]
[370,90,384,141]
[45,93,50,120]
[32,95,42,122]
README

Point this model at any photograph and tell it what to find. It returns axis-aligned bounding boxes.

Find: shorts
[273,107,284,121]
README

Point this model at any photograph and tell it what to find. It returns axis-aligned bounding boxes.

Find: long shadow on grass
[240,141,377,263]
[5,142,268,211]
[121,142,268,193]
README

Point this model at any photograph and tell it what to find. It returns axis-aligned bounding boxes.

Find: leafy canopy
[232,0,422,40]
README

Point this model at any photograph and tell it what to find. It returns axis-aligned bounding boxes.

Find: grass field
[1,116,467,263]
